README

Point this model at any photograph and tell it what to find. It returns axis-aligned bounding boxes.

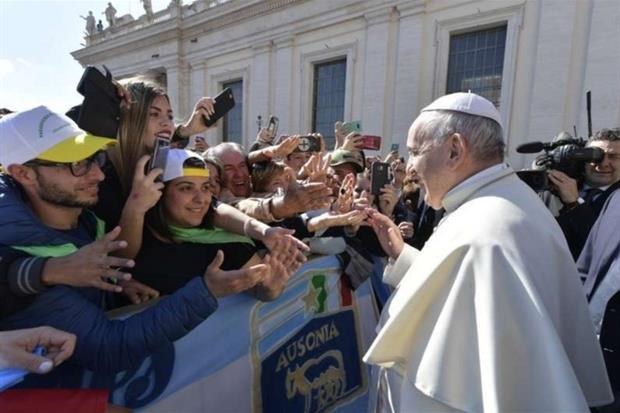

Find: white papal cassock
[364,163,613,413]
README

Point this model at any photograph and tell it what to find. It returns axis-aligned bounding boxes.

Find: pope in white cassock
[363,92,613,412]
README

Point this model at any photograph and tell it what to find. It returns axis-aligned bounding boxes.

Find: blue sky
[0,0,169,113]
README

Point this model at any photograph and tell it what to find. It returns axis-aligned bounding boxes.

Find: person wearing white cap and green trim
[363,92,612,412]
[0,106,235,381]
[132,149,300,300]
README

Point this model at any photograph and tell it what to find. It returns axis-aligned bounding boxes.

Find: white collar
[442,163,512,213]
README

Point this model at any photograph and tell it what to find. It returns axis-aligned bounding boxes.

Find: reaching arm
[0,277,217,375]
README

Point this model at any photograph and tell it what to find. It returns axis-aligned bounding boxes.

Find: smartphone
[297,135,321,152]
[75,66,121,139]
[148,137,170,180]
[341,120,362,136]
[390,143,400,153]
[203,88,235,127]
[371,162,390,195]
[267,115,279,138]
[360,135,382,151]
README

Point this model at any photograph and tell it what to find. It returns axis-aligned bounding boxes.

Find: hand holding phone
[147,137,170,181]
[203,88,235,127]
[267,116,279,139]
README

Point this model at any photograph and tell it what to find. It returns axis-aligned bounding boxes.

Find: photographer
[550,128,620,259]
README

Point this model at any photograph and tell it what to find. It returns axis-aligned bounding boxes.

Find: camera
[516,132,604,192]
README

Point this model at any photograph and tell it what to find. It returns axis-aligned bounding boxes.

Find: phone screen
[371,162,390,195]
[297,135,321,152]
[360,135,382,151]
[148,137,170,180]
[267,116,279,138]
[341,121,362,136]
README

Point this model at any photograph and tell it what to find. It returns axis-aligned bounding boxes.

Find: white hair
[206,142,246,161]
[414,110,505,161]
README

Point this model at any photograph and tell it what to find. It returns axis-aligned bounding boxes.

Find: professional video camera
[516,131,604,192]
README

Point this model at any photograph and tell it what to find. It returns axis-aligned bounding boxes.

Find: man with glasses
[363,93,612,412]
[0,106,229,389]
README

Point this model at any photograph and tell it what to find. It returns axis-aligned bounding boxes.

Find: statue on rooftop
[80,11,96,36]
[142,0,154,23]
[103,2,117,27]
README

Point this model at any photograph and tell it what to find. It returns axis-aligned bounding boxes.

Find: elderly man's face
[219,149,251,197]
[585,140,620,188]
[406,118,452,209]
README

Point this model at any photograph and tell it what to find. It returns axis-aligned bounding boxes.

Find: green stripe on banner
[311,274,327,313]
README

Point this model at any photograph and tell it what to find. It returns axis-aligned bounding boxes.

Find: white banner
[86,255,379,412]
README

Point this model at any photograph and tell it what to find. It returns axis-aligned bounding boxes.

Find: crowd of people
[0,76,618,413]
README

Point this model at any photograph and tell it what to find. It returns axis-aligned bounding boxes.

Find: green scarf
[169,225,255,246]
[13,212,106,258]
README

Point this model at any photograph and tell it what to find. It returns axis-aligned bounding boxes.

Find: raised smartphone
[371,162,390,195]
[203,88,235,127]
[360,135,382,151]
[147,137,170,181]
[341,120,362,136]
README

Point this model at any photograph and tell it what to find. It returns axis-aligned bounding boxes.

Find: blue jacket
[0,174,218,379]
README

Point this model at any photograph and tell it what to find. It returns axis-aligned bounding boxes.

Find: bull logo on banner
[285,350,346,413]
[251,268,367,413]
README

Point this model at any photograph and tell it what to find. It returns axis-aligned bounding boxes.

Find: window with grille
[446,25,507,107]
[312,58,346,149]
[222,79,243,143]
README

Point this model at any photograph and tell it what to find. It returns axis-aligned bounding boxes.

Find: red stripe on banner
[0,389,109,413]
[340,273,353,307]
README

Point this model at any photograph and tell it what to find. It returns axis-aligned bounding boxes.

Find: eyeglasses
[26,151,108,177]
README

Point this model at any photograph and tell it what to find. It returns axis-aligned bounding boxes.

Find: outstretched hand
[120,279,160,304]
[42,226,134,293]
[203,250,268,297]
[367,209,404,260]
[262,227,309,264]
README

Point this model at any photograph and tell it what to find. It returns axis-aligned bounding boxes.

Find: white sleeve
[383,244,420,287]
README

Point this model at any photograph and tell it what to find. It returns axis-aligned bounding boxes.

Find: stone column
[390,1,425,151]
[361,7,398,153]
[248,40,273,146]
[273,36,294,136]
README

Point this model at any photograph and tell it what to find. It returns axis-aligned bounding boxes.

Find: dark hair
[204,155,224,179]
[146,157,214,242]
[590,128,620,143]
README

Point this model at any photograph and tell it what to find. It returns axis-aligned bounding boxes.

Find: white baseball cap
[421,92,503,129]
[163,149,209,182]
[0,105,115,167]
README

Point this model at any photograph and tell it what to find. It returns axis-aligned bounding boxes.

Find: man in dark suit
[549,128,620,259]
[578,189,620,412]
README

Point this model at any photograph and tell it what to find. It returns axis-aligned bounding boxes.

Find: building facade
[72,0,620,168]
